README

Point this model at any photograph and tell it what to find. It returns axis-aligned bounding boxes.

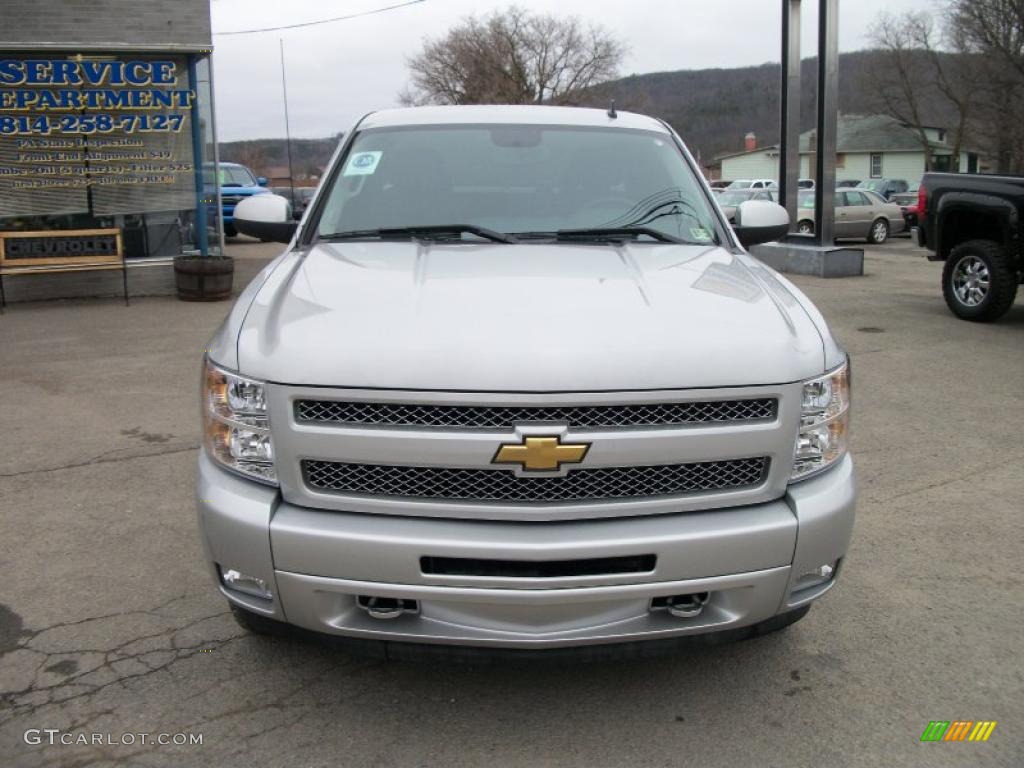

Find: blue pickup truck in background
[204,162,269,237]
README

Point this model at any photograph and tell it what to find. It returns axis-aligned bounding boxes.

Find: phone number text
[0,113,185,135]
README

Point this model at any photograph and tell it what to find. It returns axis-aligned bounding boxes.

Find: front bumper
[196,452,855,649]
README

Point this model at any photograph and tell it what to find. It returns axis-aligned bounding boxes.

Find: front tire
[797,220,814,235]
[942,239,1018,322]
[869,218,889,244]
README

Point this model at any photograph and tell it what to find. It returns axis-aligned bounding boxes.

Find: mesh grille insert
[302,457,769,504]
[295,398,776,430]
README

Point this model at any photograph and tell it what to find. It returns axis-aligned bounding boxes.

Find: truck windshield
[315,125,721,244]
[218,166,257,187]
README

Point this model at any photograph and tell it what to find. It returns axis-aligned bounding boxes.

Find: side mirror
[233,194,298,244]
[256,176,268,187]
[732,200,790,247]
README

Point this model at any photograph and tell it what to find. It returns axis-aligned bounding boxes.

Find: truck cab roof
[359,105,669,133]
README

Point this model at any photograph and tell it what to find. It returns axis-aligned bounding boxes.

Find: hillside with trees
[220,0,1024,179]
[215,52,927,179]
[217,136,342,181]
[579,51,918,163]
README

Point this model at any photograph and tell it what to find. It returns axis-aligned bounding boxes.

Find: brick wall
[0,0,211,50]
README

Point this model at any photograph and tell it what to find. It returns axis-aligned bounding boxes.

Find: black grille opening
[421,554,657,578]
[302,457,769,504]
[295,398,777,430]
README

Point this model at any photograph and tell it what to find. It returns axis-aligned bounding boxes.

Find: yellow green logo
[921,721,997,742]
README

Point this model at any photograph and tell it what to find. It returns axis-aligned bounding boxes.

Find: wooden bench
[0,228,127,311]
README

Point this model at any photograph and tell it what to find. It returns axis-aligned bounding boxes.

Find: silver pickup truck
[198,106,855,656]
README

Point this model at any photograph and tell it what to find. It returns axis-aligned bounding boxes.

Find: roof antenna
[607,100,617,119]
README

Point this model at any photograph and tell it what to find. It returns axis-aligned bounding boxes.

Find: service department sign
[0,54,197,218]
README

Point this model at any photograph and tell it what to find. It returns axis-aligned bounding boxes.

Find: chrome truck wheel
[952,255,989,306]
[942,239,1018,322]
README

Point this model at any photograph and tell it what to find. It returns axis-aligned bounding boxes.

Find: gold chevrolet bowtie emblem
[492,435,590,472]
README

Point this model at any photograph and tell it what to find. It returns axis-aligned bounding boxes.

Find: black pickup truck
[914,172,1023,321]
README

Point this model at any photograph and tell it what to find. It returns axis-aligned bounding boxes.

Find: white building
[716,114,981,186]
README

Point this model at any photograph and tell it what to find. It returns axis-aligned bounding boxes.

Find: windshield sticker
[690,227,712,242]
[343,151,382,176]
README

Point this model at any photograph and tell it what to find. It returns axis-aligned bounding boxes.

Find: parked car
[210,105,855,654]
[205,162,269,237]
[897,201,920,234]
[726,178,777,190]
[271,186,317,220]
[856,178,908,201]
[888,185,918,207]
[796,189,905,243]
[715,188,778,222]
[837,179,861,188]
[890,184,920,233]
[915,171,1023,321]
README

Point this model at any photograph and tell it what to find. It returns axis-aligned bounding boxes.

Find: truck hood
[236,241,827,391]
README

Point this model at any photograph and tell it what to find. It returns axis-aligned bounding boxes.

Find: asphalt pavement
[1,237,1022,767]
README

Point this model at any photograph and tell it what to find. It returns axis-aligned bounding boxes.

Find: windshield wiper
[551,227,688,244]
[320,225,517,244]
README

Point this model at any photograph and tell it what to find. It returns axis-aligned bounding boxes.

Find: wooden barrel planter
[173,255,234,301]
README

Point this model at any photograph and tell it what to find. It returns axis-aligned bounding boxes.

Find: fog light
[792,561,837,593]
[219,565,273,600]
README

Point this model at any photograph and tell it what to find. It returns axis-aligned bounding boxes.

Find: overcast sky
[210,0,934,142]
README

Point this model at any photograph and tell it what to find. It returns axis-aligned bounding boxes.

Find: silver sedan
[795,190,905,243]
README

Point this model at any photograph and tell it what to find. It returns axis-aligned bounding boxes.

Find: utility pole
[280,38,295,204]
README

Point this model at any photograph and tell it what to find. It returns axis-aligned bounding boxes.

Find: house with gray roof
[715,114,981,185]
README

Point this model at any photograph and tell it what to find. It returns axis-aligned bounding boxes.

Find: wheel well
[939,210,1004,260]
[798,219,814,230]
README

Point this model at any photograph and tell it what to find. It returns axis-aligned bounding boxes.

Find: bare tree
[950,0,1024,79]
[865,11,974,171]
[915,17,976,168]
[948,0,1024,172]
[400,6,626,106]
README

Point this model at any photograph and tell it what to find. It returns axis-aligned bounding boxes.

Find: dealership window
[869,153,883,178]
[0,52,220,259]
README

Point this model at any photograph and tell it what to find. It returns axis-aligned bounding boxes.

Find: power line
[214,0,426,36]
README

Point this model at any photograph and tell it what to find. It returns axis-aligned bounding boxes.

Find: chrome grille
[295,398,776,430]
[302,457,769,503]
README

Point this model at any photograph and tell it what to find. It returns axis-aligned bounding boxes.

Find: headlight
[203,359,277,485]
[791,359,850,481]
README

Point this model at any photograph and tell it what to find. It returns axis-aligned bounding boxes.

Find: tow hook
[357,595,419,619]
[650,592,710,618]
